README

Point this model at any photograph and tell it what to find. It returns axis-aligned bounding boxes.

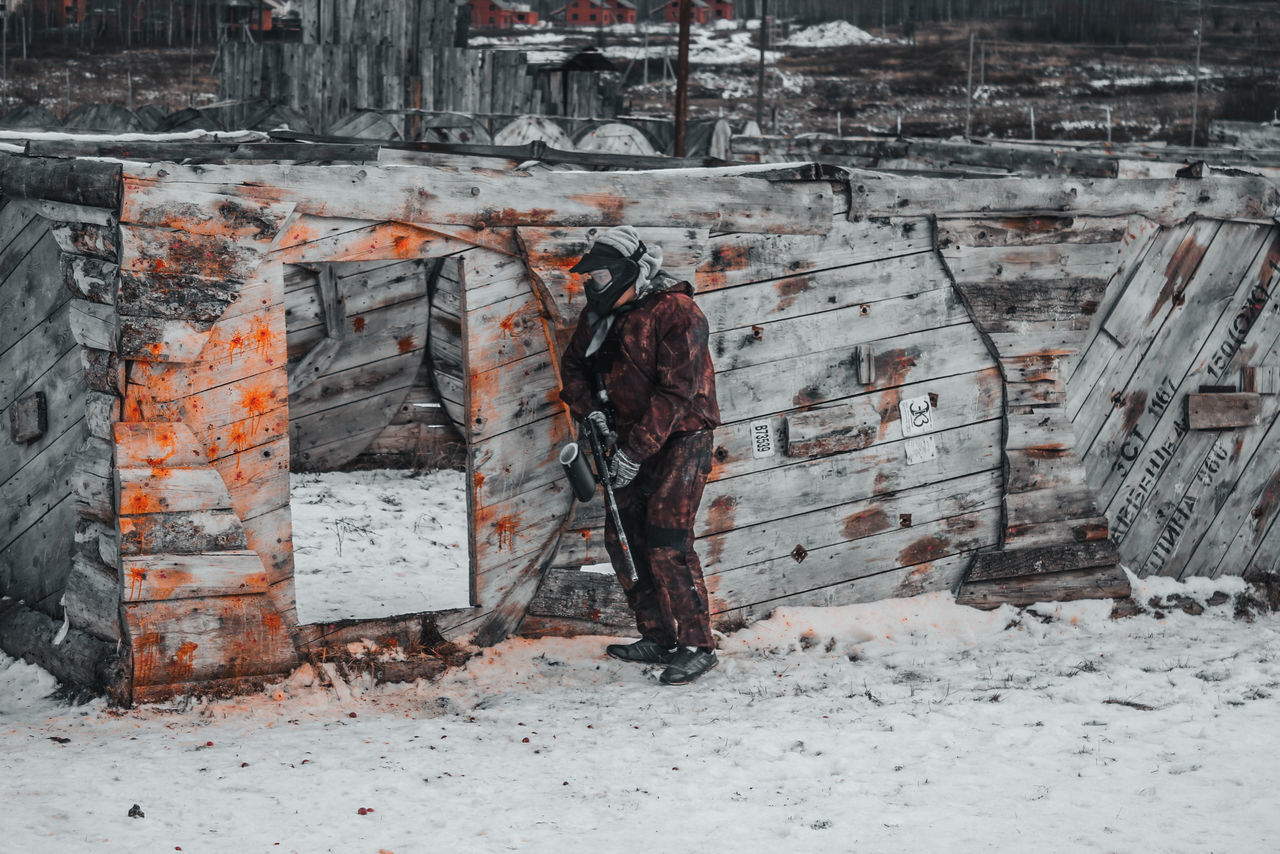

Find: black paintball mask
[570,242,645,318]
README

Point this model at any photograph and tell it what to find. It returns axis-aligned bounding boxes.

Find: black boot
[659,647,718,685]
[606,638,677,664]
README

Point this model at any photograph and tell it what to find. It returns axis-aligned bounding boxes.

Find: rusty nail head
[928,392,939,407]
[751,325,764,341]
[470,186,480,196]
[714,445,728,461]
[899,513,912,528]
[791,544,807,563]
[860,304,870,316]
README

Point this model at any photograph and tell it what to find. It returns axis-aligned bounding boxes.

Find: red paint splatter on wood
[494,515,519,551]
[898,535,950,566]
[127,567,147,600]
[1149,233,1206,323]
[352,316,367,333]
[398,335,416,354]
[474,471,486,490]
[843,507,892,541]
[172,642,199,682]
[262,612,283,636]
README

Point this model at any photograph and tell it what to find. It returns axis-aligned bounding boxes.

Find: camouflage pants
[604,430,714,649]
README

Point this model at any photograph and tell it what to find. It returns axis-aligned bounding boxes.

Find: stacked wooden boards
[1067,219,1280,580]
[284,259,432,470]
[525,216,1008,633]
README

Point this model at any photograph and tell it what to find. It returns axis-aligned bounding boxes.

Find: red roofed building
[468,0,540,29]
[707,0,734,20]
[660,0,711,25]
[561,0,637,27]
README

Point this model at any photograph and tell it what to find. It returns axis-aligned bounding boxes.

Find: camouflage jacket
[559,282,721,463]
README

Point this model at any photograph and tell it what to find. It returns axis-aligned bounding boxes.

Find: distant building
[558,0,637,27]
[468,0,540,29]
[660,0,711,25]
[707,0,734,21]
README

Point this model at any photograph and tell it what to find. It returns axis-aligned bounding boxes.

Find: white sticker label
[750,420,775,459]
[904,435,938,465]
[898,395,935,437]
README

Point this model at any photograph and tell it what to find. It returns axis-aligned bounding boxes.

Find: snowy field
[290,469,470,623]
[3,571,1279,852]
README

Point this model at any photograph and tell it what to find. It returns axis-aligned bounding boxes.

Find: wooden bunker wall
[4,150,1278,702]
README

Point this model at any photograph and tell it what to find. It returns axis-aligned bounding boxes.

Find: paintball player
[559,226,722,686]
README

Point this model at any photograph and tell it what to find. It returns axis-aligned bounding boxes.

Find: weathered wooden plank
[695,217,932,293]
[1186,393,1261,429]
[119,510,248,556]
[71,436,115,524]
[1097,232,1280,542]
[0,306,77,419]
[715,322,996,424]
[1004,516,1110,551]
[64,553,122,642]
[709,287,970,374]
[1071,218,1225,447]
[285,259,427,334]
[936,216,1133,249]
[207,436,291,527]
[1005,485,1103,529]
[464,290,554,376]
[716,368,1003,480]
[525,566,633,624]
[8,391,47,444]
[952,279,1108,333]
[274,217,464,264]
[286,297,425,368]
[117,466,233,516]
[847,171,1280,226]
[717,552,976,617]
[123,593,297,691]
[697,251,950,336]
[123,163,834,234]
[118,315,217,362]
[289,350,421,420]
[119,183,295,242]
[117,271,240,322]
[955,565,1131,609]
[0,153,122,210]
[67,299,117,351]
[473,469,573,571]
[1063,215,1164,387]
[943,243,1130,287]
[1195,416,1280,578]
[15,197,116,227]
[698,418,1002,536]
[964,540,1120,583]
[123,551,269,602]
[118,225,265,283]
[62,254,117,305]
[1,417,85,555]
[1006,447,1087,493]
[113,421,210,467]
[708,508,1001,612]
[49,221,117,261]
[84,391,120,441]
[291,388,410,471]
[468,349,562,444]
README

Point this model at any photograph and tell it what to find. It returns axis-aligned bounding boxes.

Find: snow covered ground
[290,469,470,623]
[3,571,1279,852]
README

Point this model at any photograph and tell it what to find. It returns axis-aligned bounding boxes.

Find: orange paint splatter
[262,612,283,635]
[127,567,147,600]
[172,641,199,682]
[474,471,486,490]
[250,317,276,361]
[494,515,519,551]
[123,490,164,515]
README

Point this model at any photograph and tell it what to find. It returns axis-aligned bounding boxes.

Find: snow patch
[783,20,887,48]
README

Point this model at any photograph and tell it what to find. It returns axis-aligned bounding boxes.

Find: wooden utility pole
[756,0,768,128]
[674,0,691,156]
[964,30,974,138]
[1191,0,1203,146]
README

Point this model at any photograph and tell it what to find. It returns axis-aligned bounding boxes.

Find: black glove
[608,449,640,489]
[585,410,616,448]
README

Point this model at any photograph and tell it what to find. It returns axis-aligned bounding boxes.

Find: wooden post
[1191,0,1203,147]
[756,0,767,129]
[964,30,974,139]
[674,0,691,157]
